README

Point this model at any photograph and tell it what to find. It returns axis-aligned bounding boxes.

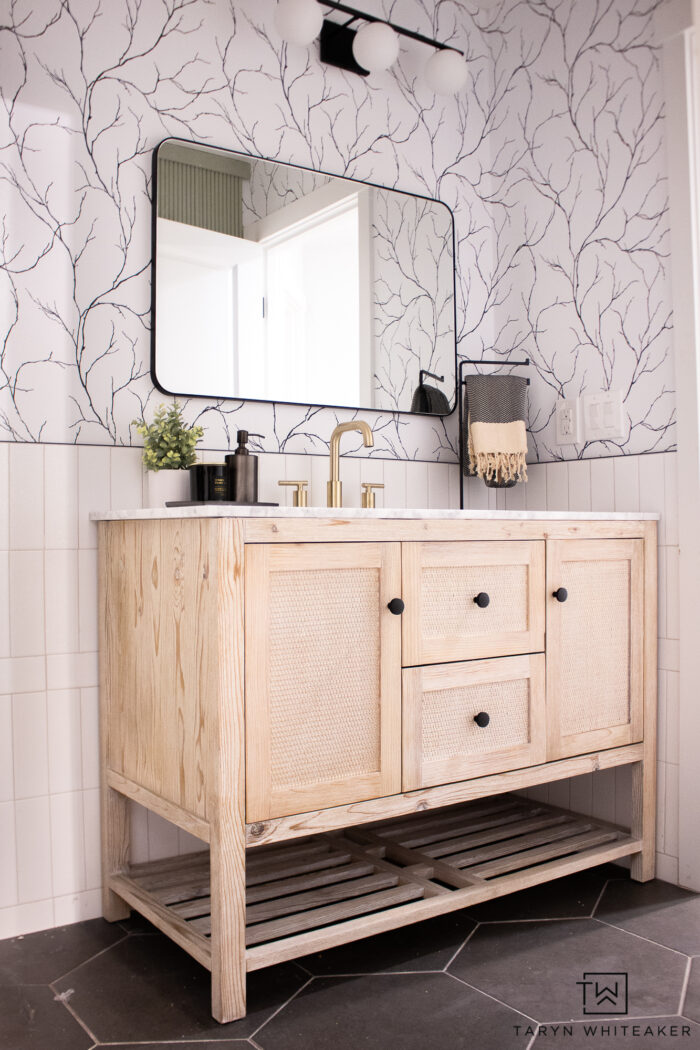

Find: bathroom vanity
[95,507,657,1024]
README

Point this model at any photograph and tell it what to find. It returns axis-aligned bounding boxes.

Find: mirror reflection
[153,139,456,414]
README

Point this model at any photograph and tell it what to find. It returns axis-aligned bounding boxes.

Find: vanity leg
[630,760,656,882]
[631,524,657,883]
[100,782,131,921]
[210,519,247,1023]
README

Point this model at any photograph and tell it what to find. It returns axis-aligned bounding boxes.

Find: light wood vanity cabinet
[97,512,657,1024]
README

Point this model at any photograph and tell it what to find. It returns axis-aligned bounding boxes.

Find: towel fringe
[469,449,528,484]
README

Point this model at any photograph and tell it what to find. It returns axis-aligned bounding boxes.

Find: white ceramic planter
[145,469,190,508]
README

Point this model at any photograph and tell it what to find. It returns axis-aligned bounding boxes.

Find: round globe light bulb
[424,48,468,94]
[274,0,323,46]
[352,21,400,73]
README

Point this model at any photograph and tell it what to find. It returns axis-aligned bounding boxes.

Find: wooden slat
[375,798,528,842]
[246,841,336,873]
[243,884,425,947]
[396,806,542,850]
[247,861,376,904]
[247,873,399,925]
[129,850,209,878]
[109,873,212,970]
[449,820,595,869]
[469,829,619,878]
[421,814,571,858]
[330,834,453,896]
[346,828,479,890]
[245,835,642,970]
[245,743,644,847]
[107,770,210,843]
[246,851,353,887]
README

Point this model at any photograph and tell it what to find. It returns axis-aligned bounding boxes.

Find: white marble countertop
[91,506,660,522]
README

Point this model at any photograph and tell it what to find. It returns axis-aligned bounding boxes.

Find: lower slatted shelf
[109,794,641,972]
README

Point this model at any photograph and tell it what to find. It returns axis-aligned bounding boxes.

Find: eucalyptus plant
[133,402,204,471]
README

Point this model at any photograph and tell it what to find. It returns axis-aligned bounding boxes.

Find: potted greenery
[133,401,204,507]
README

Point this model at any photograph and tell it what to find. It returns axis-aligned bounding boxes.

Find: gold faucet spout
[327,421,374,508]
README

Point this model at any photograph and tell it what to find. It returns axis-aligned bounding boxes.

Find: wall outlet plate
[555,397,582,445]
[583,391,625,441]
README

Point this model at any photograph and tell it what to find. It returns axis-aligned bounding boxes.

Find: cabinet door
[403,655,546,791]
[402,541,545,666]
[546,539,644,760]
[245,542,402,821]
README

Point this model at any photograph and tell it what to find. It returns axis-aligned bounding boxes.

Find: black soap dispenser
[226,431,260,503]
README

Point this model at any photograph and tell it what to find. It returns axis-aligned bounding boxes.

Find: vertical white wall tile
[383,460,406,509]
[666,671,680,765]
[613,455,640,512]
[53,888,102,926]
[525,464,547,510]
[0,551,9,659]
[569,773,593,817]
[44,446,78,549]
[463,475,489,510]
[0,696,13,802]
[665,763,679,858]
[0,657,45,695]
[147,810,180,860]
[9,444,44,551]
[428,462,450,509]
[405,461,429,510]
[339,456,362,507]
[656,761,667,854]
[656,670,668,764]
[44,549,79,655]
[78,446,111,549]
[547,780,570,810]
[275,454,307,507]
[110,446,144,510]
[9,551,44,657]
[80,688,100,790]
[47,690,82,793]
[129,801,150,866]
[46,652,98,690]
[657,544,668,640]
[545,462,569,511]
[83,789,102,889]
[663,452,678,546]
[78,548,98,653]
[178,829,206,856]
[309,453,329,509]
[504,479,526,510]
[591,768,616,824]
[0,802,17,907]
[0,900,54,940]
[658,638,679,672]
[590,458,615,511]
[257,452,285,504]
[0,443,9,550]
[614,764,633,830]
[655,853,679,885]
[567,460,591,511]
[50,792,86,896]
[12,692,48,799]
[15,796,53,903]
[447,464,461,509]
[359,457,385,508]
[665,546,680,640]
[638,453,665,532]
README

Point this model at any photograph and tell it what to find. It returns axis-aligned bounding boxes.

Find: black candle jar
[189,463,230,501]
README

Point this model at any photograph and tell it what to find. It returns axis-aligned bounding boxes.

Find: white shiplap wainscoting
[0,444,679,938]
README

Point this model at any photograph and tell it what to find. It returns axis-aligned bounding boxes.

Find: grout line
[49,984,100,1045]
[299,968,445,978]
[49,932,130,984]
[590,877,615,917]
[525,1030,539,1050]
[249,975,315,1040]
[679,955,693,1015]
[442,921,479,971]
[444,969,541,1026]
[474,916,592,925]
[592,916,693,958]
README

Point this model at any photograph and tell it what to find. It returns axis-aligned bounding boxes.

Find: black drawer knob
[552,587,568,603]
[474,712,490,728]
[473,592,490,608]
[387,597,405,615]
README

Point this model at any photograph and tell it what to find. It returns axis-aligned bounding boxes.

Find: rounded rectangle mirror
[152,138,457,416]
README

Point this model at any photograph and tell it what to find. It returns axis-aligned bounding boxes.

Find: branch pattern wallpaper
[0,0,674,461]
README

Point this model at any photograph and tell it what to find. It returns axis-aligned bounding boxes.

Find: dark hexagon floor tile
[448,918,686,1022]
[464,865,626,922]
[532,1017,700,1048]
[52,933,307,1042]
[0,918,125,987]
[255,972,531,1050]
[104,1044,251,1049]
[596,878,700,955]
[0,985,94,1050]
[299,911,476,975]
[680,958,700,1023]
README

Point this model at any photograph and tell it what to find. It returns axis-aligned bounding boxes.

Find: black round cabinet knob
[552,587,568,603]
[387,598,405,615]
[474,712,490,728]
[473,592,490,608]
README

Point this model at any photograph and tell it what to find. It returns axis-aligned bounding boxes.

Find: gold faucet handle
[278,480,309,507]
[361,482,384,509]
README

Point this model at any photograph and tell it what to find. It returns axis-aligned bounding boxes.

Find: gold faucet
[327,421,374,507]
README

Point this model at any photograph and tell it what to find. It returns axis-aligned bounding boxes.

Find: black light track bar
[320,0,464,54]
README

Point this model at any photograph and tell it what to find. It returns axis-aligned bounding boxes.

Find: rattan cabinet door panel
[402,655,546,790]
[402,541,545,666]
[546,539,644,761]
[245,542,402,822]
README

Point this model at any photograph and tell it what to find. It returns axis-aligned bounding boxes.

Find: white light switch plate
[555,398,582,445]
[583,391,625,441]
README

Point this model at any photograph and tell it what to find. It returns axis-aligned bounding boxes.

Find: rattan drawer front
[402,655,546,790]
[546,539,644,760]
[245,542,402,822]
[402,541,545,666]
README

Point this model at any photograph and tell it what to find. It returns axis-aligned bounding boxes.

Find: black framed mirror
[151,138,457,416]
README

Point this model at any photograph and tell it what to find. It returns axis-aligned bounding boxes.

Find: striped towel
[463,373,528,485]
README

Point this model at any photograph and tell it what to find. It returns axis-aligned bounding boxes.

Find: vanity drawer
[402,541,545,666]
[402,654,546,791]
